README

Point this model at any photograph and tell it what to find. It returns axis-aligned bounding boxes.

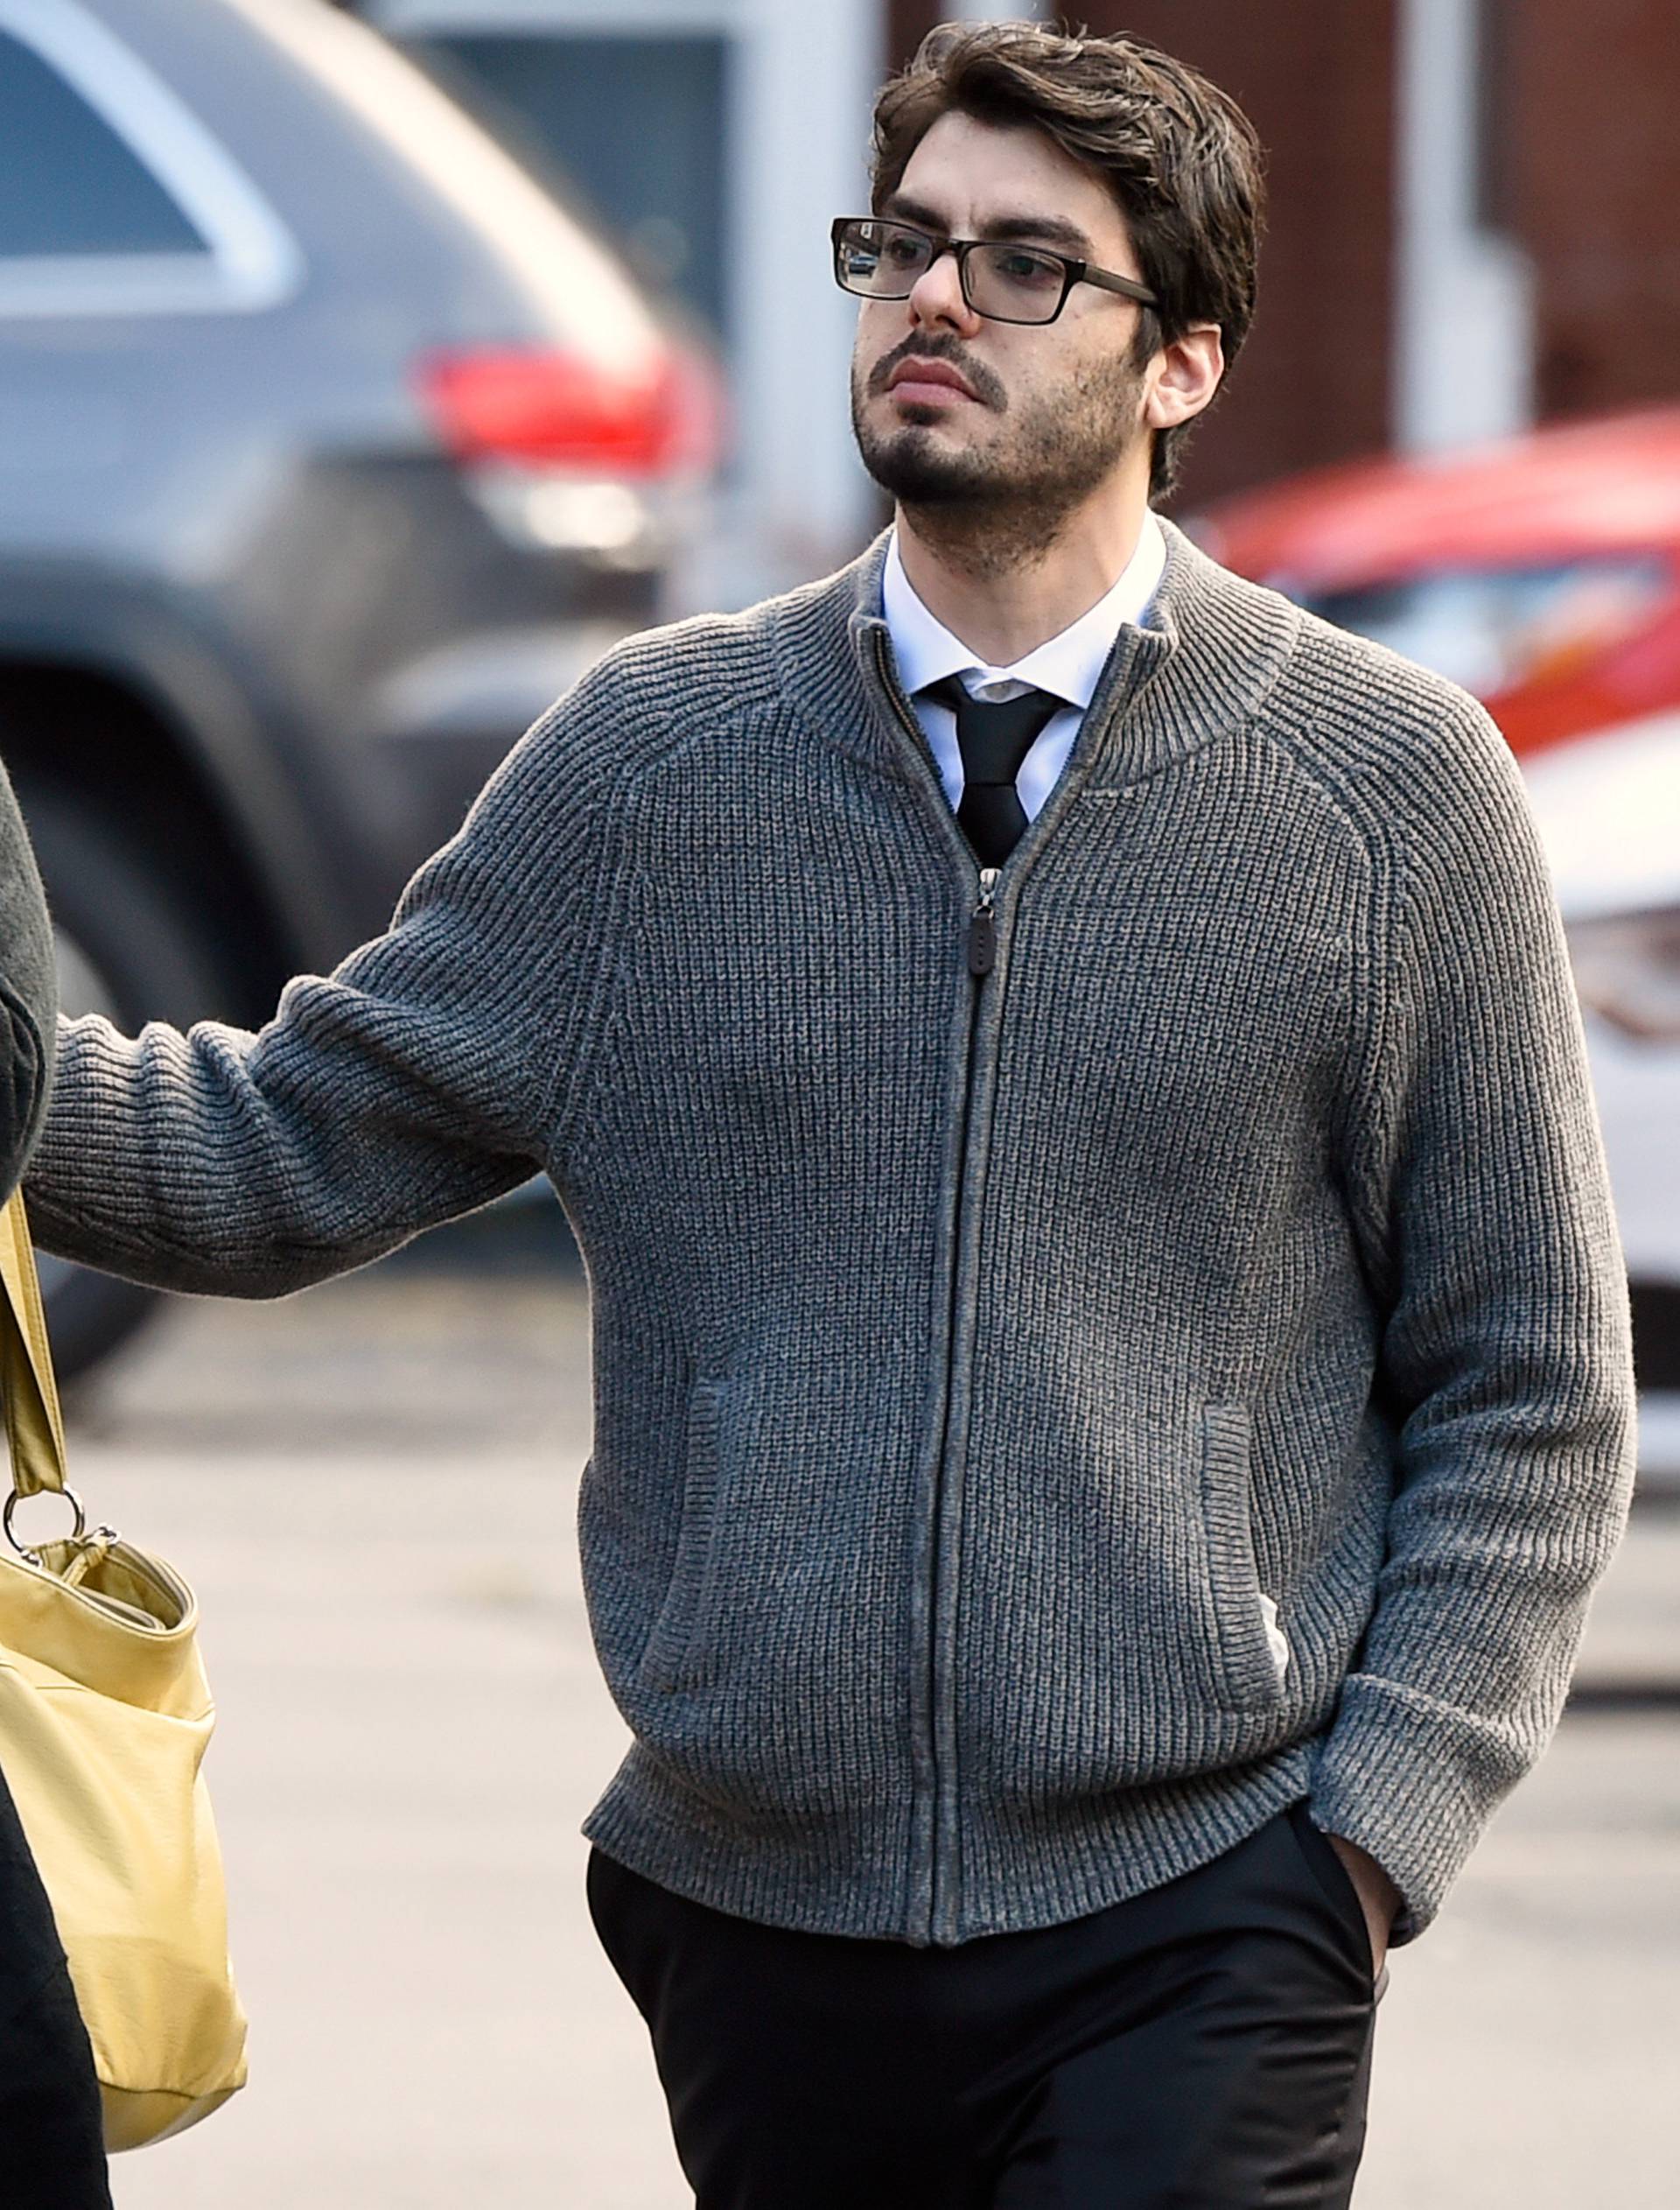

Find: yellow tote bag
[0,1189,248,2150]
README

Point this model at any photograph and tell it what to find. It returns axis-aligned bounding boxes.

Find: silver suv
[0,0,718,1372]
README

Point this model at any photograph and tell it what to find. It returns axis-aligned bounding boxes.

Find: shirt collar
[882,508,1167,710]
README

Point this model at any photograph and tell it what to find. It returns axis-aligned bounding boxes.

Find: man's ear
[1143,324,1225,431]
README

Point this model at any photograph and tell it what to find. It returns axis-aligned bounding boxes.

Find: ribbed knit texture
[25,520,1636,1947]
[0,751,56,1200]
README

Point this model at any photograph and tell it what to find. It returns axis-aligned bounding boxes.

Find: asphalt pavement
[38,1231,1676,2209]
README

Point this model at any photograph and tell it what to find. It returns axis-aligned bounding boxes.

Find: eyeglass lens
[836,220,1067,323]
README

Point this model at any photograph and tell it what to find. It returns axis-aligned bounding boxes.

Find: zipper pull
[967,867,1000,976]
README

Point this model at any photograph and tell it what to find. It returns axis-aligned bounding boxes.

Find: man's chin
[856,425,994,508]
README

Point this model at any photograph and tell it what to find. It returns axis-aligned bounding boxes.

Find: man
[25,22,1634,2206]
[0,753,112,2206]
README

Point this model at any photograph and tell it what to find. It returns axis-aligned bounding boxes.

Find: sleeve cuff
[1306,1672,1535,1943]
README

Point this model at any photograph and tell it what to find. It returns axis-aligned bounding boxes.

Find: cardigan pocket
[1199,1401,1290,1713]
[640,1375,728,1691]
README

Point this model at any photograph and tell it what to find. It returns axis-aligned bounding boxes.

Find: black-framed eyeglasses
[830,214,1158,327]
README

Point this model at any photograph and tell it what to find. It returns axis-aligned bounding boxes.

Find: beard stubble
[850,332,1148,578]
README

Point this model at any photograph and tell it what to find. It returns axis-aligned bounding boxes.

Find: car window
[0,27,208,257]
[410,32,729,340]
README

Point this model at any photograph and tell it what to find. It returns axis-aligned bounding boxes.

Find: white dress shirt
[882,509,1167,822]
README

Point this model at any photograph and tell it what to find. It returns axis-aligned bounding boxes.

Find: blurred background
[0,1,1676,2203]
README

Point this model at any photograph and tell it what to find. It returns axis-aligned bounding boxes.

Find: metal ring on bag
[4,1484,87,1560]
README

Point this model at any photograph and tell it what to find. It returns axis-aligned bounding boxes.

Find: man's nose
[906,246,982,334]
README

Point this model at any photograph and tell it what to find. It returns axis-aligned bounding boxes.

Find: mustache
[867,333,1007,412]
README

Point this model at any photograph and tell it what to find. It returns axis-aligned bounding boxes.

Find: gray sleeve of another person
[0,754,56,1204]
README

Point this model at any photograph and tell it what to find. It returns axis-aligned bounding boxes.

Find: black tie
[925,678,1063,866]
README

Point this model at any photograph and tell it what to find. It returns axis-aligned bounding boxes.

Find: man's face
[850,110,1156,531]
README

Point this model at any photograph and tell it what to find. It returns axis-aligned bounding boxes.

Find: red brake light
[415,344,721,478]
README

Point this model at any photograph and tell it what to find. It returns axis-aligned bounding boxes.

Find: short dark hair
[869,20,1266,499]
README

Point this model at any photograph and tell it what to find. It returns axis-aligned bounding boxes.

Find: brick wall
[1507,0,1680,422]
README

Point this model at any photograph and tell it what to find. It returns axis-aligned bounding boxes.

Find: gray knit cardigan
[25,519,1637,1947]
[0,752,55,1201]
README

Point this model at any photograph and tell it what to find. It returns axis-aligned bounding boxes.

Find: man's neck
[892,491,1153,668]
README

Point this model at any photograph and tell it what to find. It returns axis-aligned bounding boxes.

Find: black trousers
[588,1803,1382,2209]
[0,1766,111,2210]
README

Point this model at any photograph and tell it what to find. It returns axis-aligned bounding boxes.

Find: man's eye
[883,235,926,266]
[992,249,1061,287]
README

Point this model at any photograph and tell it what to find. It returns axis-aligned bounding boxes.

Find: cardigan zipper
[868,630,1004,1940]
[866,610,1158,1935]
[925,864,999,1940]
[921,861,1000,1940]
[968,867,999,975]
[869,630,1011,1941]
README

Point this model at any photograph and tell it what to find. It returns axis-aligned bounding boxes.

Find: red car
[1195,410,1680,1386]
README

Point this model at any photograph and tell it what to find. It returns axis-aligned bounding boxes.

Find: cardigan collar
[774,512,1301,796]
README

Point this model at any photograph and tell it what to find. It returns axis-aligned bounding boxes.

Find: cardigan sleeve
[1310,694,1637,1940]
[0,749,57,1203]
[24,684,624,1299]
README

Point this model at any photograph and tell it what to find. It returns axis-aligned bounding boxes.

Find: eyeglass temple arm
[1081,266,1159,308]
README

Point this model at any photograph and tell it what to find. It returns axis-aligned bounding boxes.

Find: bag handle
[0,1188,73,1512]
